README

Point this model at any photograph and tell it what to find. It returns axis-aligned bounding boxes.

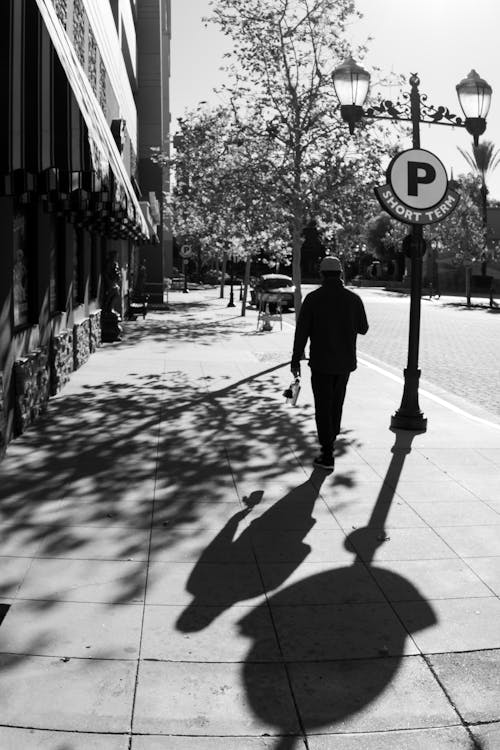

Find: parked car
[250,274,295,312]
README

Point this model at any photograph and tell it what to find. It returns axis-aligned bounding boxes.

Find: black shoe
[313,453,335,470]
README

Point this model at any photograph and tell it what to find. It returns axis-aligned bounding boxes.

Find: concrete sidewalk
[1,287,500,749]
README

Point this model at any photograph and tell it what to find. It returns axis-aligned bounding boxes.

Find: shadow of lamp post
[332,58,492,431]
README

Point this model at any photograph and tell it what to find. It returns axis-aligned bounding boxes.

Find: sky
[170,0,500,198]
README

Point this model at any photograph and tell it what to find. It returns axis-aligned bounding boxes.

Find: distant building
[137,0,173,300]
[0,0,171,452]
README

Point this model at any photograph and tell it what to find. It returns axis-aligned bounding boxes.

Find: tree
[207,0,395,315]
[430,173,484,260]
[365,211,406,264]
[160,105,291,313]
[458,140,500,226]
[426,174,485,305]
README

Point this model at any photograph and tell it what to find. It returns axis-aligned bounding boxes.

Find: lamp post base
[390,410,427,431]
[390,368,427,432]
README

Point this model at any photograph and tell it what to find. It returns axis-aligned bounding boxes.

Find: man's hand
[291,362,301,378]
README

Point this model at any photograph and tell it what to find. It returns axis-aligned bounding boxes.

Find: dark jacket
[291,278,368,374]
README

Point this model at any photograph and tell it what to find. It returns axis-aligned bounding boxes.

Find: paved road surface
[294,286,500,420]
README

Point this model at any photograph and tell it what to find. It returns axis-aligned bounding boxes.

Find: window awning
[34,0,151,241]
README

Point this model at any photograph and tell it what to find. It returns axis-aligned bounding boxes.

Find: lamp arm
[337,82,487,145]
[363,96,466,129]
[363,111,469,129]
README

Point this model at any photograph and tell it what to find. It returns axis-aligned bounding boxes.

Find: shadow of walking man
[176,470,330,633]
[238,430,439,749]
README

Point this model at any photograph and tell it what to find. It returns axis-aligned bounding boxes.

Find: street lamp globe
[456,69,492,145]
[332,56,371,133]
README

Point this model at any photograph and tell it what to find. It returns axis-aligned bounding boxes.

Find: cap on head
[319,256,342,273]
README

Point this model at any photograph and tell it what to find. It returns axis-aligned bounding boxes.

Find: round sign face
[179,244,192,259]
[389,149,448,210]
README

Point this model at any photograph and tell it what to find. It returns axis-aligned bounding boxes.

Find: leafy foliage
[457,140,500,184]
[162,105,291,265]
[166,0,398,313]
[365,211,406,262]
[430,174,484,259]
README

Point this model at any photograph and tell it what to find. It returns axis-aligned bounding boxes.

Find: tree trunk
[240,256,251,317]
[465,264,471,307]
[291,157,303,320]
[219,252,228,299]
[292,221,302,320]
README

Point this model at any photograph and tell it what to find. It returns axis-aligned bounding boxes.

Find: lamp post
[333,58,492,431]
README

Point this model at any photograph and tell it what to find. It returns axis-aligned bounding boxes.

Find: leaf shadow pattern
[111,306,255,350]
[0,305,351,677]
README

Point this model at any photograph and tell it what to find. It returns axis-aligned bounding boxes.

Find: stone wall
[73,318,91,370]
[5,311,103,446]
[50,328,74,396]
[14,348,51,436]
[89,310,102,353]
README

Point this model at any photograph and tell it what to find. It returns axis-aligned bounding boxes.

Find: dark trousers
[311,371,350,454]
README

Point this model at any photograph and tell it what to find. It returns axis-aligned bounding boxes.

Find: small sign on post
[179,245,192,293]
[179,244,192,259]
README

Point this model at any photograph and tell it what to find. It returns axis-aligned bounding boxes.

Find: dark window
[48,217,59,315]
[12,208,30,328]
[90,233,99,299]
[12,204,37,328]
[56,218,68,311]
[110,0,119,30]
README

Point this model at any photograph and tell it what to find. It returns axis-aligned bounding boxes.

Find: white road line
[358,355,500,431]
[284,318,500,429]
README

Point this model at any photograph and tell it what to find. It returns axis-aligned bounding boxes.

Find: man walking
[291,256,368,470]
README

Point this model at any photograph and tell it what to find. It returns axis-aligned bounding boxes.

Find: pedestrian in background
[291,256,369,470]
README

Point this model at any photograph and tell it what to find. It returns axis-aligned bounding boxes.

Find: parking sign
[374,148,460,225]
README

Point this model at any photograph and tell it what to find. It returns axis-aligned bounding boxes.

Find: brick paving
[341,288,500,419]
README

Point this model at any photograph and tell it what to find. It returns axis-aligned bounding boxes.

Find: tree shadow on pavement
[439,301,497,313]
[180,429,439,749]
[0,304,352,675]
[114,306,255,349]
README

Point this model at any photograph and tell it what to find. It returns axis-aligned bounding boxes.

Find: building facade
[0,0,171,453]
[137,0,173,300]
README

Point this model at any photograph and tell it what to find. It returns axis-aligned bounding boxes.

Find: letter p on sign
[388,149,448,210]
[407,162,437,196]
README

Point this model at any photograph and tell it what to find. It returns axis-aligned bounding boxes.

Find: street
[294,286,500,420]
